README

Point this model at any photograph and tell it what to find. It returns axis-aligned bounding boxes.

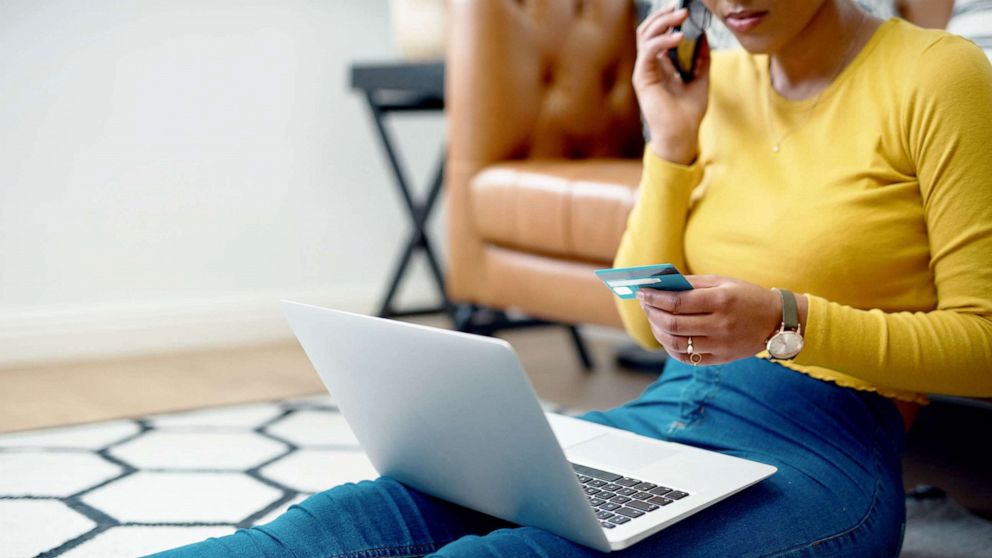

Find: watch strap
[776,288,799,331]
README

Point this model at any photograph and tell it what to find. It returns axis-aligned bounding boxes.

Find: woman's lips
[724,11,768,33]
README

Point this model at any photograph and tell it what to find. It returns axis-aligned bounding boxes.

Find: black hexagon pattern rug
[2,396,990,557]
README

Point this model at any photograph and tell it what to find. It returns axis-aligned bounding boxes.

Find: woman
[154,0,992,556]
[705,1,954,49]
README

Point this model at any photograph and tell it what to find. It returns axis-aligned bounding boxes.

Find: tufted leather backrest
[446,0,643,167]
[445,0,644,301]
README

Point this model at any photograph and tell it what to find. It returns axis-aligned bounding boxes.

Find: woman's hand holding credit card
[597,265,804,367]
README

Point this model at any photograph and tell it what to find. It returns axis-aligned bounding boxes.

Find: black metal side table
[350,61,447,319]
[350,61,594,370]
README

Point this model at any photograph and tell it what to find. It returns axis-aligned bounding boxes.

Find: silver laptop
[282,301,776,552]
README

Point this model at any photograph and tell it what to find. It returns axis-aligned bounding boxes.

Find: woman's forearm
[795,296,992,396]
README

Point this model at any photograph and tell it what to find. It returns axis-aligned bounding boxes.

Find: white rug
[0,395,379,557]
[2,397,990,557]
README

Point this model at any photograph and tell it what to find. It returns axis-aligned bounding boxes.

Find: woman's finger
[684,274,725,289]
[651,330,712,354]
[634,32,684,84]
[639,32,685,63]
[638,7,688,44]
[636,3,677,40]
[638,287,719,315]
[642,304,714,336]
[654,49,681,84]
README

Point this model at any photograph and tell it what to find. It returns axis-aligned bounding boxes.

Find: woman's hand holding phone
[633,4,711,166]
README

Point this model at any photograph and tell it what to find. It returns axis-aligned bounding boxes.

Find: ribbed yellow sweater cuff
[796,294,829,367]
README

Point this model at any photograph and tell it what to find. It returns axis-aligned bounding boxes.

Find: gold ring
[686,336,701,366]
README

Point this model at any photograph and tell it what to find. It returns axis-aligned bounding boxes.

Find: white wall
[0,0,447,367]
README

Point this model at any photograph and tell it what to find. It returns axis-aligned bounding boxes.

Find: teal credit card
[595,264,694,299]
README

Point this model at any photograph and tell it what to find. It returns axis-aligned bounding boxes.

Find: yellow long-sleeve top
[615,19,992,403]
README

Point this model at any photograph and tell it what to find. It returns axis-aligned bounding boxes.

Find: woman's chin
[734,35,778,54]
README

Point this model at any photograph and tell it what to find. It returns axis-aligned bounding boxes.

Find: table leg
[376,158,447,318]
[363,93,449,318]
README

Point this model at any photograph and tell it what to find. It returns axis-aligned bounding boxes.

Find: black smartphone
[668,0,710,83]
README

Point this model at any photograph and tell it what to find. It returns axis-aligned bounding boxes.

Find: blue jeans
[150,357,906,557]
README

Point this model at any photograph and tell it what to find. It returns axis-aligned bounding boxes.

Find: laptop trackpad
[565,433,676,472]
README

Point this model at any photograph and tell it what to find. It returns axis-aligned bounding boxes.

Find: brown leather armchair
[444,0,645,343]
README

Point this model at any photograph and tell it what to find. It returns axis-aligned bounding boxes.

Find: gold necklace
[766,11,867,153]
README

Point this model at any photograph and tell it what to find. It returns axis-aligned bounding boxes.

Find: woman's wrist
[764,289,809,342]
[648,137,698,167]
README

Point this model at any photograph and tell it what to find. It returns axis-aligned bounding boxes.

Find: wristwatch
[766,288,804,360]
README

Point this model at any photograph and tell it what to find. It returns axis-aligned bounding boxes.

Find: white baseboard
[0,281,440,370]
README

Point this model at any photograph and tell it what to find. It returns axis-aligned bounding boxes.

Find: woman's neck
[768,0,879,100]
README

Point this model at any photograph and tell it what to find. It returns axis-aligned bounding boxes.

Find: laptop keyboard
[571,463,689,530]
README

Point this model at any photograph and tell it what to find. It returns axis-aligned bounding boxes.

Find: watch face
[767,330,804,359]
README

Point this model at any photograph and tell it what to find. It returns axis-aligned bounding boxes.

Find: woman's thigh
[147,477,511,558]
[434,358,907,557]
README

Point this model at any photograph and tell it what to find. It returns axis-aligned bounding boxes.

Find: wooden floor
[0,342,326,433]
[0,316,654,433]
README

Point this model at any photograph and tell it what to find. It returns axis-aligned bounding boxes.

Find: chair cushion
[469,159,641,263]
